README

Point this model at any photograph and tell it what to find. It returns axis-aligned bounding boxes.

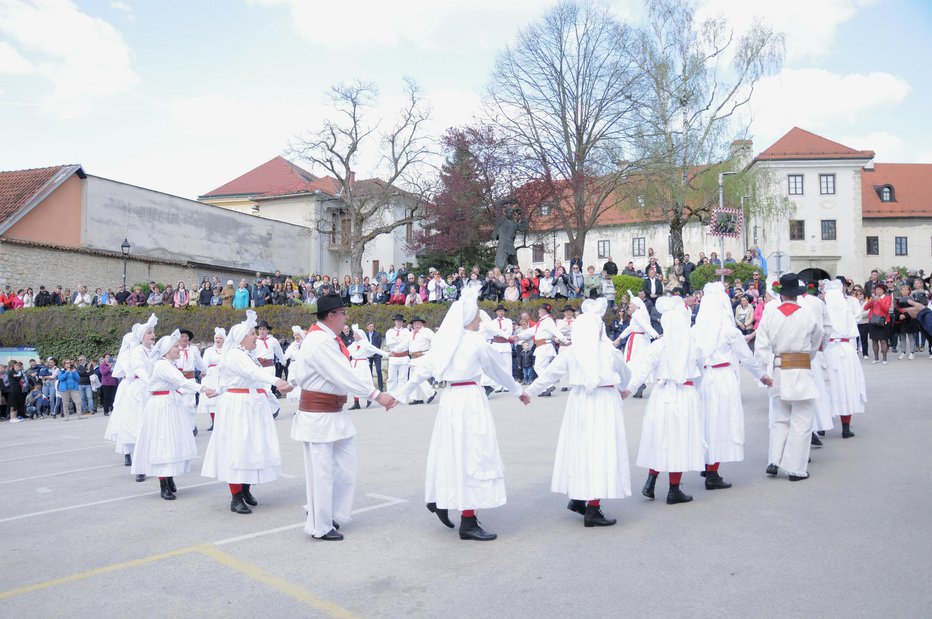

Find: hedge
[689,262,763,292]
[611,275,644,305]
[0,300,591,360]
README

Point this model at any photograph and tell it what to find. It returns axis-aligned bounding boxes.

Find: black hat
[316,293,345,317]
[562,305,574,313]
[541,303,552,314]
[179,328,194,340]
[411,316,425,324]
[495,304,507,312]
[778,273,806,297]
[393,313,405,322]
[256,320,272,331]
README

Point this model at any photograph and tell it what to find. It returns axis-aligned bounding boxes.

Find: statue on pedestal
[492,198,528,270]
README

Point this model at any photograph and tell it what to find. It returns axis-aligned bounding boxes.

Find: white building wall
[861,219,932,273]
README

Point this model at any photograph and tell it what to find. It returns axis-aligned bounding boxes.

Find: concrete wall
[83,176,311,275]
[4,173,82,246]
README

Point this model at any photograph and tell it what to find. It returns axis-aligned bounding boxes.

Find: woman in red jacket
[864,282,891,364]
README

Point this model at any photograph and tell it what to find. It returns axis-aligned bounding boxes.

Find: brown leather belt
[258,358,275,367]
[777,353,811,370]
[491,336,510,343]
[534,339,549,347]
[389,352,409,358]
[299,390,347,413]
[410,351,425,359]
[182,371,195,379]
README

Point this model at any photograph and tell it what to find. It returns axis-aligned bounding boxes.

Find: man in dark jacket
[602,256,618,276]
[682,254,696,294]
[35,286,52,307]
[365,323,384,391]
[642,267,664,301]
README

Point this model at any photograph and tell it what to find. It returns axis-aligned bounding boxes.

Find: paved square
[1,360,929,617]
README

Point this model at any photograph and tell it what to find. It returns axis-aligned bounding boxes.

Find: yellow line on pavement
[196,544,357,618]
[0,545,199,601]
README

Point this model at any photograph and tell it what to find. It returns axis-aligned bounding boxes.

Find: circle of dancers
[102,271,867,541]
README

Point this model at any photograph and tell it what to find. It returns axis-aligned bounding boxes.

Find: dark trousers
[369,357,384,391]
[857,324,869,357]
[100,385,117,414]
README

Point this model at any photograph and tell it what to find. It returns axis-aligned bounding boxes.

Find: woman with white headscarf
[624,296,705,505]
[132,330,216,500]
[823,278,867,438]
[619,296,660,398]
[526,297,632,527]
[201,311,292,515]
[197,327,226,431]
[284,325,305,402]
[395,287,530,541]
[108,314,158,481]
[347,324,389,410]
[693,283,772,490]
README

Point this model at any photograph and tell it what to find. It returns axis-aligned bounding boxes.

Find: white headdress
[568,297,609,393]
[222,310,257,355]
[694,282,736,359]
[351,323,366,339]
[824,280,858,338]
[630,296,647,314]
[111,332,136,379]
[655,295,698,382]
[214,327,227,339]
[153,329,181,359]
[291,325,305,339]
[130,313,158,344]
[427,286,480,378]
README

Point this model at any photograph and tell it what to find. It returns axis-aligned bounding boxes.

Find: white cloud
[0,40,34,73]
[841,131,905,160]
[110,0,134,20]
[0,0,139,117]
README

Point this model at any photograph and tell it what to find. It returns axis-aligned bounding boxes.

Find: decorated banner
[709,207,742,238]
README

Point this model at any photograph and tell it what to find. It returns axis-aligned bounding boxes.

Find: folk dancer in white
[823,278,867,439]
[347,324,389,410]
[112,314,158,482]
[798,285,834,445]
[283,326,305,402]
[385,314,411,394]
[175,328,205,434]
[618,297,659,398]
[197,328,225,432]
[518,303,568,397]
[555,305,576,392]
[406,317,436,405]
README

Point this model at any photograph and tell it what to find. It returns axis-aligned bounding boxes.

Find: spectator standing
[863,270,880,298]
[75,355,95,414]
[198,281,212,306]
[853,289,869,359]
[22,287,35,308]
[35,286,52,307]
[147,285,163,306]
[682,255,696,293]
[99,354,117,416]
[57,359,81,417]
[735,296,755,336]
[233,280,250,310]
[349,277,366,305]
[0,284,14,312]
[864,283,891,364]
[127,286,146,306]
[894,283,919,359]
[221,280,235,307]
[6,361,25,422]
[73,285,92,307]
[161,284,175,306]
[602,256,618,276]
[601,270,616,307]
[583,266,600,298]
[115,284,131,305]
[173,282,190,308]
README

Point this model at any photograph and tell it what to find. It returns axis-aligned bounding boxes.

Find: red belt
[208,364,217,368]
[683,381,694,387]
[450,381,477,387]
[182,371,195,379]
[228,388,267,395]
[830,338,850,342]
[151,390,170,396]
[299,390,347,413]
[706,362,731,369]
[491,337,510,343]
[258,358,275,367]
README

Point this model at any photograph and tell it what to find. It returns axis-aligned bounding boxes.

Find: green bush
[689,262,763,292]
[611,275,643,305]
[0,300,589,360]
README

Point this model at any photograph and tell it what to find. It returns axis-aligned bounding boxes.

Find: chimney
[347,171,356,187]
[730,139,753,166]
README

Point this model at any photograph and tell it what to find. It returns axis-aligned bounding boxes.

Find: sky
[1,0,930,200]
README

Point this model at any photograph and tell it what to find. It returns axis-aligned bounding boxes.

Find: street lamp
[740,195,751,252]
[717,171,737,282]
[121,238,131,289]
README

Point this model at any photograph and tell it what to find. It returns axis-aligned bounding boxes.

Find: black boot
[241,484,257,506]
[584,504,616,527]
[193,426,198,437]
[566,499,586,516]
[842,423,855,439]
[642,473,658,499]
[484,386,494,396]
[207,422,214,432]
[810,433,823,447]
[765,463,779,476]
[704,471,732,490]
[159,478,175,501]
[427,393,436,404]
[230,492,252,514]
[315,528,343,541]
[459,515,496,541]
[539,389,552,397]
[167,477,177,493]
[426,503,455,528]
[633,384,645,398]
[666,484,693,504]
[135,474,146,482]
[348,401,361,410]
[788,473,810,482]
[124,454,132,467]
[817,430,825,436]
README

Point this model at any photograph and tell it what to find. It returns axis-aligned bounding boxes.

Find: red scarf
[311,324,350,360]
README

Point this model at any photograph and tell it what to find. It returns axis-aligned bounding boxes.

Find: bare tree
[485,1,645,259]
[290,79,432,277]
[632,0,785,257]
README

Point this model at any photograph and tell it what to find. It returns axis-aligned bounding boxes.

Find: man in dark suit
[682,254,696,294]
[642,266,664,301]
[366,322,384,390]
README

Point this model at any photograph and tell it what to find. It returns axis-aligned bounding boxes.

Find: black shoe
[348,402,361,410]
[315,528,343,541]
[484,386,494,396]
[561,386,569,392]
[167,477,176,493]
[241,484,257,506]
[207,423,214,432]
[765,464,779,476]
[666,484,693,504]
[704,471,732,490]
[193,427,198,437]
[124,454,132,467]
[788,474,809,482]
[273,410,279,419]
[410,400,424,405]
[539,390,551,397]
[817,430,825,436]
[332,521,340,530]
[633,385,645,398]
[459,515,497,541]
[842,423,855,439]
[135,474,146,482]
[810,433,822,447]
[584,505,616,527]
[699,471,707,478]
[366,401,372,408]
[230,492,252,514]
[566,499,586,516]
[427,393,436,404]
[104,412,110,416]
[641,473,658,499]
[426,502,455,528]
[159,479,175,501]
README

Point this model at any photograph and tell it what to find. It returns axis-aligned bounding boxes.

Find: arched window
[880,185,895,202]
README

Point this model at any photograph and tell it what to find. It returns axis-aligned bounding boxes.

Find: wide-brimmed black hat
[256,320,272,331]
[494,304,507,312]
[316,294,345,317]
[562,305,574,313]
[179,328,194,339]
[393,313,405,321]
[778,273,807,296]
[411,316,425,324]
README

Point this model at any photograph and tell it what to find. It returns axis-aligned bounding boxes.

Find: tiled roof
[754,127,874,162]
[199,156,320,199]
[861,163,932,218]
[0,165,84,228]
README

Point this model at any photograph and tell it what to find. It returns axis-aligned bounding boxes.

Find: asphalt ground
[1,358,929,618]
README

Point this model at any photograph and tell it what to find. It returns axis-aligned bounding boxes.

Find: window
[371,260,380,278]
[880,186,894,202]
[895,236,908,256]
[632,237,645,257]
[789,220,805,241]
[539,203,551,216]
[597,240,611,259]
[819,174,835,195]
[788,174,804,195]
[564,243,572,261]
[405,222,413,243]
[820,220,836,241]
[866,236,879,255]
[637,195,645,207]
[532,244,544,262]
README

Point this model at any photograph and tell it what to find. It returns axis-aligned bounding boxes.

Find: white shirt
[408,327,434,354]
[484,316,514,353]
[175,344,206,374]
[754,301,823,401]
[385,326,411,360]
[254,335,284,362]
[518,315,568,358]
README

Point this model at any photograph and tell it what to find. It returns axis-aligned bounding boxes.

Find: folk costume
[526,297,632,527]
[629,296,705,505]
[481,305,515,393]
[518,304,568,397]
[175,329,205,432]
[104,316,154,462]
[797,291,834,439]
[555,306,576,392]
[406,318,436,404]
[132,330,204,500]
[283,326,305,401]
[197,328,225,431]
[385,316,411,394]
[290,295,383,541]
[619,297,660,398]
[254,321,285,378]
[754,274,823,481]
[201,311,283,514]
[823,279,867,438]
[693,283,767,490]
[396,287,523,541]
[348,324,389,410]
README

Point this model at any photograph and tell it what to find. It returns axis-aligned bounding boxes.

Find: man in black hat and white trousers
[254,320,284,397]
[291,294,398,540]
[556,305,576,391]
[385,314,411,394]
[483,304,515,394]
[175,328,205,434]
[754,273,824,481]
[407,316,436,404]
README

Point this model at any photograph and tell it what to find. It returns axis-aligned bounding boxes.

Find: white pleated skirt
[636,381,706,473]
[825,341,867,416]
[113,378,147,455]
[201,391,281,484]
[699,366,745,463]
[810,352,834,431]
[131,394,198,477]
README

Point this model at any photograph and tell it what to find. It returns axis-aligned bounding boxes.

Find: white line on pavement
[0,435,82,449]
[0,443,113,463]
[0,463,121,485]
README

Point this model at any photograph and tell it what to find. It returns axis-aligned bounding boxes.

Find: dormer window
[880,185,895,202]
[637,195,646,207]
[539,203,551,216]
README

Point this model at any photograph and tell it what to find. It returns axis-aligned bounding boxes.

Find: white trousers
[181,392,197,429]
[387,360,409,394]
[302,438,357,538]
[768,397,814,477]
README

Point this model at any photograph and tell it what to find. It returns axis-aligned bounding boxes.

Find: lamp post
[121,238,130,289]
[740,195,750,252]
[717,171,737,282]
